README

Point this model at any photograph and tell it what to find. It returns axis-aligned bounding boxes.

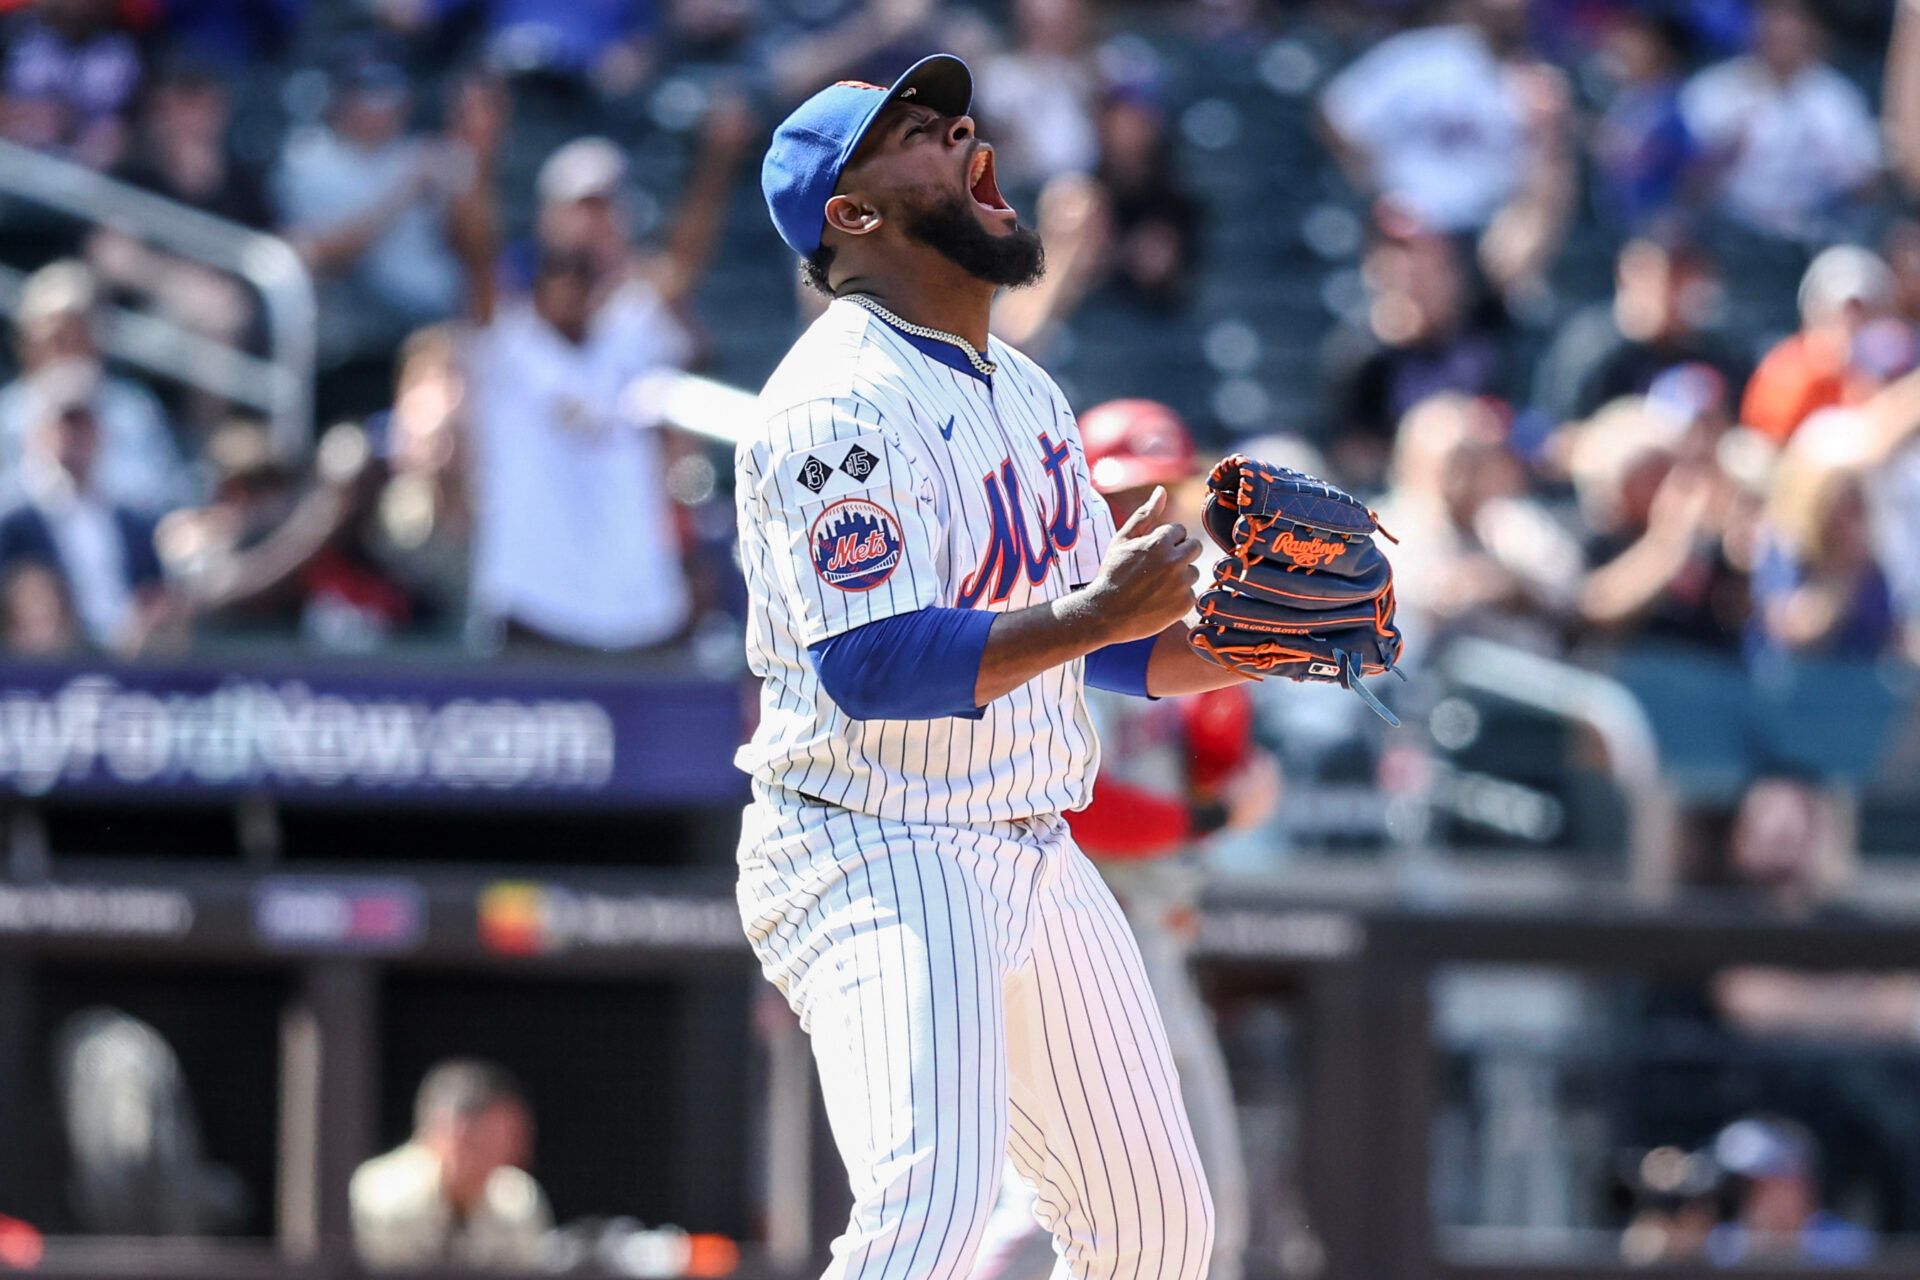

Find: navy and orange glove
[1187,455,1404,724]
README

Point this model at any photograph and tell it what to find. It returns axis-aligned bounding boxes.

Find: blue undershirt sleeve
[1084,634,1159,698]
[807,607,997,721]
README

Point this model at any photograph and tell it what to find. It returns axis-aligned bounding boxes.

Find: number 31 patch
[810,498,903,592]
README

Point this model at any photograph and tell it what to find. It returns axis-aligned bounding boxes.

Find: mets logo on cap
[810,498,903,591]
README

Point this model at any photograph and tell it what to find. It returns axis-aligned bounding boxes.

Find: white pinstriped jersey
[734,298,1117,824]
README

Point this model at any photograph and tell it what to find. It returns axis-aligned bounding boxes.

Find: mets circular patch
[810,498,904,592]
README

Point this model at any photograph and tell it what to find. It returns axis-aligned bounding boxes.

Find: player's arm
[972,487,1203,704]
[1139,624,1257,697]
[808,486,1204,717]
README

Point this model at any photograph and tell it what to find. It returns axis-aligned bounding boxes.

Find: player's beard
[900,188,1046,289]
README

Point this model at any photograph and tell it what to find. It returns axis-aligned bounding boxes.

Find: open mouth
[967,145,1014,216]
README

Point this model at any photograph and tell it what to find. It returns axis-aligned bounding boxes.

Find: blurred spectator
[1533,236,1737,426]
[1681,0,1880,243]
[274,52,467,364]
[376,0,656,96]
[990,172,1109,354]
[0,0,142,169]
[1570,399,1748,652]
[0,261,190,515]
[155,0,306,71]
[1708,771,1920,1047]
[1374,393,1582,656]
[993,84,1203,352]
[1741,246,1895,444]
[1,560,80,654]
[1618,1145,1721,1265]
[155,417,301,637]
[1319,0,1574,294]
[1322,220,1505,488]
[1091,86,1203,312]
[1748,448,1893,662]
[1776,360,1920,663]
[111,57,272,228]
[351,1059,550,1273]
[88,58,270,348]
[52,1006,247,1235]
[1880,522,1920,661]
[452,89,753,652]
[157,418,418,650]
[974,0,1097,192]
[767,0,937,102]
[1886,0,1920,201]
[1319,0,1529,234]
[0,365,176,656]
[1589,12,1699,234]
[365,325,473,632]
[1884,218,1920,327]
[1719,771,1855,914]
[1705,1117,1875,1265]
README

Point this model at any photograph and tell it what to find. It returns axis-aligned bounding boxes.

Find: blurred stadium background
[1,0,1920,1277]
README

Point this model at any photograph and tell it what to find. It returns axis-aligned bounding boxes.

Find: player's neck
[838,268,994,352]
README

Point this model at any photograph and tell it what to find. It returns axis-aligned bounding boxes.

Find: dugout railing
[9,868,1920,1280]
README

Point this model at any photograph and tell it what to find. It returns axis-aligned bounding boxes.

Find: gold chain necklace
[844,293,998,376]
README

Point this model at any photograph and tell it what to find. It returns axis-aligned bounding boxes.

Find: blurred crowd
[0,0,1913,681]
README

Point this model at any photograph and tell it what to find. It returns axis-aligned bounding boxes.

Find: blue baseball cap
[762,54,973,257]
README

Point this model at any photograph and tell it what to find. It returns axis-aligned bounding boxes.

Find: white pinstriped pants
[738,786,1215,1280]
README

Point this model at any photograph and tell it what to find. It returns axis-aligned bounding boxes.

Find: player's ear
[824,192,883,239]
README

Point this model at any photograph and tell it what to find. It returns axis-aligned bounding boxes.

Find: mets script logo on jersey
[957,433,1081,608]
[810,498,904,592]
[1272,531,1348,569]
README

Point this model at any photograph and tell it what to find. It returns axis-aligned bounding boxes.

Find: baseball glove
[1187,455,1404,724]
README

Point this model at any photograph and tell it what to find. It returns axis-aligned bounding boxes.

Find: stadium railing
[0,138,317,455]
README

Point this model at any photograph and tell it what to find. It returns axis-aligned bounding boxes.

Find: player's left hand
[1219,751,1281,832]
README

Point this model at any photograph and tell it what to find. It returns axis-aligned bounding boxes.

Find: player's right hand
[1081,486,1204,643]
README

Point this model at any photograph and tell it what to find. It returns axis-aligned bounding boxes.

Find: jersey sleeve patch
[809,498,905,592]
[783,434,890,505]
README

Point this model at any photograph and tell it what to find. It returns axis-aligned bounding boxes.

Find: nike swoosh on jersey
[939,415,956,441]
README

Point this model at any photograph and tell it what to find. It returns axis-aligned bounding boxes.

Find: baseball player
[972,400,1276,1280]
[736,55,1256,1280]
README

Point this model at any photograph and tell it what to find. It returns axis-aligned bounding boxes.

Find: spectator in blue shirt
[1591,12,1700,234]
[370,0,657,95]
[1706,1117,1875,1267]
[0,366,176,656]
[0,0,143,169]
[1748,456,1894,663]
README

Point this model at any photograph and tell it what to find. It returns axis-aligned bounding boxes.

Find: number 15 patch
[789,435,888,504]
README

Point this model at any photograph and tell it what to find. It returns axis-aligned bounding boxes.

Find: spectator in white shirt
[974,0,1099,192]
[0,260,190,515]
[0,365,176,655]
[274,52,467,363]
[1681,0,1880,243]
[446,86,754,653]
[1319,0,1574,296]
[351,1060,551,1273]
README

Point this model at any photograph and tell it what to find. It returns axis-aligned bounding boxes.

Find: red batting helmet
[1079,398,1197,495]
